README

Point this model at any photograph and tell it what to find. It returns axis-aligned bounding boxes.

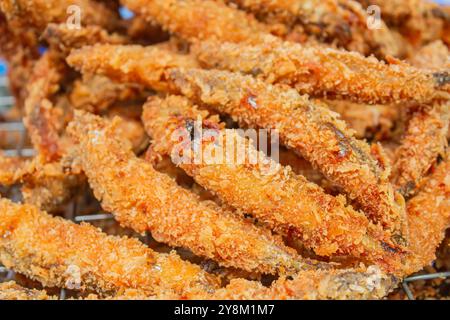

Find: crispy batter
[0,154,31,186]
[194,265,397,300]
[121,0,270,43]
[224,0,402,57]
[23,50,67,162]
[0,0,121,33]
[66,44,408,247]
[392,103,449,198]
[403,157,450,275]
[325,100,400,140]
[408,40,450,71]
[357,0,450,48]
[192,38,450,105]
[67,110,307,275]
[69,75,145,114]
[67,44,199,93]
[0,198,220,296]
[142,95,403,271]
[166,68,408,246]
[0,281,57,300]
[42,23,128,53]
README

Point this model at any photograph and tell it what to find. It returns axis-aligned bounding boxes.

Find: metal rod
[404,271,450,282]
[0,96,14,106]
[401,282,415,300]
[75,213,114,222]
[2,148,35,157]
[0,122,25,131]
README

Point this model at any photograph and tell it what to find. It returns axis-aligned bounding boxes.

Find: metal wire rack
[0,74,449,300]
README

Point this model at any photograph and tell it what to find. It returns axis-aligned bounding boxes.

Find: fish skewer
[0,198,220,297]
[67,110,308,275]
[192,39,450,105]
[142,95,404,272]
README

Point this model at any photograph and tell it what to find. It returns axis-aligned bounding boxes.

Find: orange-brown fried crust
[0,0,121,33]
[142,95,404,272]
[67,110,309,275]
[224,0,402,57]
[403,157,450,276]
[42,23,128,53]
[23,50,68,163]
[166,68,408,247]
[192,39,450,105]
[67,44,199,93]
[121,0,271,43]
[194,265,397,300]
[392,103,449,198]
[66,44,408,248]
[0,282,57,300]
[0,198,220,297]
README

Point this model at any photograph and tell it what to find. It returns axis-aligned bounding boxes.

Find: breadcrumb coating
[0,0,121,33]
[0,281,57,300]
[224,0,402,57]
[67,111,306,275]
[166,67,408,247]
[195,265,397,300]
[192,38,450,105]
[393,103,449,198]
[403,157,450,275]
[142,95,404,272]
[67,44,199,93]
[121,0,270,43]
[0,198,220,296]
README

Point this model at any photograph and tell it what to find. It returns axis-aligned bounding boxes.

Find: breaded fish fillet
[166,68,408,247]
[0,198,220,296]
[142,95,404,272]
[192,39,450,105]
[0,282,57,300]
[67,110,307,274]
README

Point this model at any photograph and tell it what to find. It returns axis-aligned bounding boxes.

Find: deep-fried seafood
[67,110,307,274]
[403,157,450,275]
[67,44,199,93]
[23,50,67,162]
[42,23,128,53]
[0,0,121,33]
[192,39,450,105]
[0,281,57,300]
[66,44,408,246]
[0,153,31,186]
[166,68,408,246]
[224,0,402,57]
[0,198,220,296]
[121,0,270,44]
[392,103,449,198]
[196,265,397,300]
[142,95,403,271]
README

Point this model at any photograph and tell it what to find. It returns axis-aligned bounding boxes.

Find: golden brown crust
[67,110,306,275]
[403,158,450,275]
[142,95,403,272]
[192,39,449,105]
[224,0,402,57]
[121,0,270,43]
[0,198,220,296]
[0,281,57,300]
[392,103,449,198]
[166,67,408,247]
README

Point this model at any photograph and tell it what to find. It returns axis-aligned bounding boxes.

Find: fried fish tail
[0,198,220,296]
[67,110,306,275]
